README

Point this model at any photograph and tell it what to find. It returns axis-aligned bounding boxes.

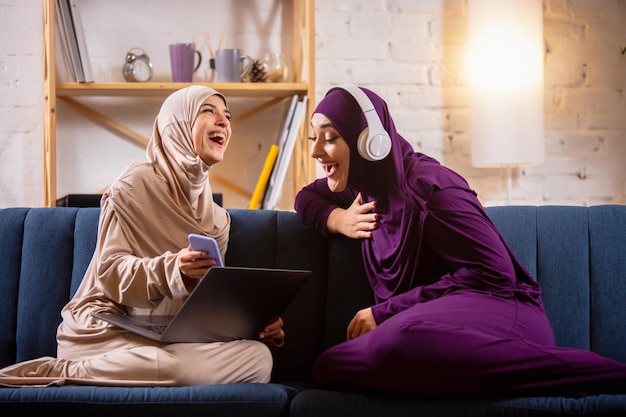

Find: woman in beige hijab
[0,85,283,387]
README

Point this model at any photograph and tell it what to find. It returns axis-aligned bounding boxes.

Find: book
[68,0,94,82]
[248,144,280,210]
[260,95,298,209]
[53,6,74,83]
[55,0,84,82]
[275,95,298,152]
[262,96,308,210]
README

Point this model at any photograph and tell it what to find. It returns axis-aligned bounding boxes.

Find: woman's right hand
[178,247,218,291]
[327,193,378,239]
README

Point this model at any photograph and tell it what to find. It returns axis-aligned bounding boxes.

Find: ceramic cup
[169,43,202,82]
[214,49,253,83]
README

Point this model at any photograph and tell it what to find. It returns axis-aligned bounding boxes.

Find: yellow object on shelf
[248,145,280,210]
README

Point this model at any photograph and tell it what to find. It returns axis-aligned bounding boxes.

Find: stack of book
[56,0,93,83]
[248,94,308,210]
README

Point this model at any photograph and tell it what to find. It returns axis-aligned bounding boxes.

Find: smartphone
[187,234,223,267]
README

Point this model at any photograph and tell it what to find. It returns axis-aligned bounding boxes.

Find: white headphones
[332,83,392,161]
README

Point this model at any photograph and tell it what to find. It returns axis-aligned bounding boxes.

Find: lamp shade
[468,0,544,167]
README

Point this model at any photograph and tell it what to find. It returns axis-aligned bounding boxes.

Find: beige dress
[0,86,272,387]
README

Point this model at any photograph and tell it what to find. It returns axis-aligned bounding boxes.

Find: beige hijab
[102,85,230,260]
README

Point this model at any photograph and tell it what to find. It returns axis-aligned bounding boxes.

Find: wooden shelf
[56,82,310,98]
[42,0,316,207]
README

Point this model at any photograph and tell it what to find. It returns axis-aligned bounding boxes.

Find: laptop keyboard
[147,325,168,334]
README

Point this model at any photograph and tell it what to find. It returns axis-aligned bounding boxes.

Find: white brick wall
[315,0,626,206]
[0,0,624,208]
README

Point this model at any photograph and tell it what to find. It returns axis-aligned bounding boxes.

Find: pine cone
[248,59,268,83]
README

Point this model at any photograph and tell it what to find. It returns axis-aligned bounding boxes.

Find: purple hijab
[314,87,481,301]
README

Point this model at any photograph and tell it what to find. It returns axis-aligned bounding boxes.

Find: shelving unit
[41,0,315,207]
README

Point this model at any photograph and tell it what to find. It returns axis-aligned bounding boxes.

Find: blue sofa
[1,205,625,416]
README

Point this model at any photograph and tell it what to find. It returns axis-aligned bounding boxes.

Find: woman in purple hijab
[294,84,626,396]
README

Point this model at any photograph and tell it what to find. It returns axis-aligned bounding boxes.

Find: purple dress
[294,86,626,396]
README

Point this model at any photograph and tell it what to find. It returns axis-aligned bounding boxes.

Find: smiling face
[192,95,232,166]
[309,112,351,192]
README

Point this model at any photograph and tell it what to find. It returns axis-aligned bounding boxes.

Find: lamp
[468,0,544,204]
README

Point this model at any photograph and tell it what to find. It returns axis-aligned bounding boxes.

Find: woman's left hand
[260,317,285,347]
[347,307,377,340]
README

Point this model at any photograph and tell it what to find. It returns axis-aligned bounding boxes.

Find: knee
[241,340,273,383]
[313,328,405,381]
[170,340,274,385]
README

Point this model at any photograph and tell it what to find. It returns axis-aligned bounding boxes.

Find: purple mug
[169,43,202,82]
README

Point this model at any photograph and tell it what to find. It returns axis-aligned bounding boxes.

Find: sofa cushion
[290,388,626,417]
[487,205,626,365]
[70,208,100,297]
[0,208,29,368]
[0,382,294,417]
[486,206,593,350]
[0,207,94,367]
[588,205,626,362]
[484,206,539,278]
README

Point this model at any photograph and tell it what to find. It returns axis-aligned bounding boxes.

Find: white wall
[1,0,625,209]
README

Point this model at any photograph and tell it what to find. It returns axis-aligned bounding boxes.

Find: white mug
[214,49,253,83]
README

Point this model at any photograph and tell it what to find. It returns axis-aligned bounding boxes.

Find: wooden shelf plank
[56,82,309,98]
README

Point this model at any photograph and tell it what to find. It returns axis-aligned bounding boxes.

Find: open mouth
[208,132,225,145]
[323,163,337,177]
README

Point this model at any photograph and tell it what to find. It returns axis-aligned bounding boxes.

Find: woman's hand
[347,307,377,340]
[178,247,219,291]
[260,317,285,347]
[327,193,378,239]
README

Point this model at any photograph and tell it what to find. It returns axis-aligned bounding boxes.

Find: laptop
[93,266,311,343]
